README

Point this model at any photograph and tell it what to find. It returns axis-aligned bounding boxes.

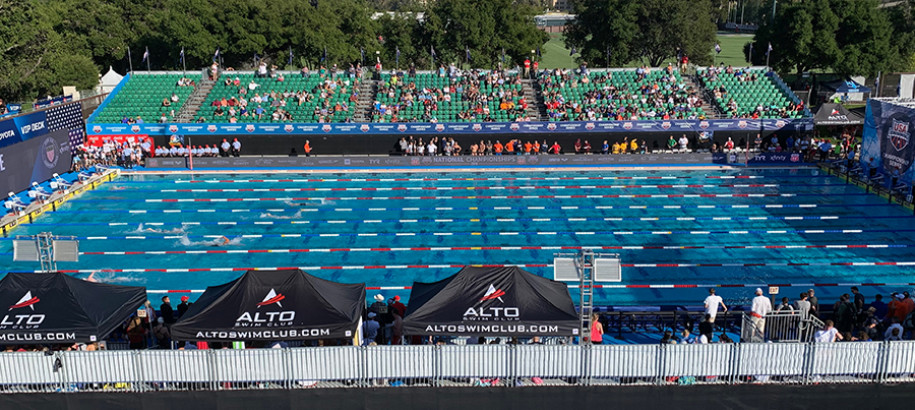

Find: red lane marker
[876,262,898,266]
[289,249,309,253]
[329,248,349,252]
[673,284,698,288]
[188,268,210,272]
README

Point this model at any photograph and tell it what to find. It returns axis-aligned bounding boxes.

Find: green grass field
[539,32,754,70]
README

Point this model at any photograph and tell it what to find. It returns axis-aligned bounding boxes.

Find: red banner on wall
[86,134,152,147]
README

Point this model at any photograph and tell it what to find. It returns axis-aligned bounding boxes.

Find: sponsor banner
[0,129,72,194]
[1,104,23,119]
[0,110,48,150]
[862,99,915,184]
[145,153,718,169]
[86,134,152,148]
[712,151,806,165]
[87,118,813,136]
[33,95,73,110]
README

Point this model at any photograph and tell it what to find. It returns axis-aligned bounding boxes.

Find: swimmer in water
[140,224,186,234]
[209,236,231,247]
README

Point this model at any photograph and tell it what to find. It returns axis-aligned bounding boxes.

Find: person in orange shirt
[524,140,533,154]
[493,140,503,155]
[888,292,903,323]
[303,140,312,157]
[505,140,515,155]
[533,140,541,154]
[901,292,915,322]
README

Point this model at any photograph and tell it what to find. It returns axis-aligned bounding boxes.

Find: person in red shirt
[550,141,561,154]
[389,295,406,317]
[523,59,531,78]
[532,61,539,76]
[303,140,312,157]
[574,139,582,154]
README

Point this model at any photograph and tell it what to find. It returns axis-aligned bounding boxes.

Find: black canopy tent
[0,272,146,345]
[403,266,579,337]
[171,269,365,342]
[813,103,864,126]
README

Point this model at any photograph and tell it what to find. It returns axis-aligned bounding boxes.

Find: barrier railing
[740,311,825,343]
[1,341,914,393]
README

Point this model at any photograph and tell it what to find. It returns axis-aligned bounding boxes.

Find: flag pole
[128,48,133,74]
[146,48,151,72]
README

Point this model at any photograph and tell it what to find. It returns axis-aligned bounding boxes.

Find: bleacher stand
[93,74,194,123]
[538,66,705,121]
[372,69,529,123]
[197,72,359,123]
[698,66,805,119]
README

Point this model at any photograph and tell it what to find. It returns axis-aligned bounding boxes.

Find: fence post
[801,342,817,384]
[728,342,740,385]
[131,350,143,392]
[875,341,889,384]
[206,349,218,391]
[656,345,666,386]
[578,343,591,386]
[54,351,66,392]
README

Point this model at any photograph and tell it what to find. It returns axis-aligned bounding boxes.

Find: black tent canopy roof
[0,272,146,344]
[404,266,579,337]
[171,269,365,342]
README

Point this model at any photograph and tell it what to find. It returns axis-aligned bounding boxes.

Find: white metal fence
[1,342,914,393]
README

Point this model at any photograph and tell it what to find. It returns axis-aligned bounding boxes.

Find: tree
[565,0,716,67]
[0,1,102,101]
[752,0,903,76]
[423,0,547,68]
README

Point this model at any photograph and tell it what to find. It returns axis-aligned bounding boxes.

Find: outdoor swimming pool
[2,167,914,306]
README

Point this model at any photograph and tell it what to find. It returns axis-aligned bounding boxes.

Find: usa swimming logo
[889,119,910,151]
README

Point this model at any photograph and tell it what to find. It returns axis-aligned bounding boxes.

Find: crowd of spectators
[700,65,806,119]
[372,67,532,123]
[71,139,151,170]
[539,65,706,122]
[394,136,562,156]
[198,64,361,124]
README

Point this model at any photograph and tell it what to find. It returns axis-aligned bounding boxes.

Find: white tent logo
[9,291,40,311]
[480,284,505,303]
[256,289,285,308]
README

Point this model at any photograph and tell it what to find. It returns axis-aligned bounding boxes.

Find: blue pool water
[3,167,915,307]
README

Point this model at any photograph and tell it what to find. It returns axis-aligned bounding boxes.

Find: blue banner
[0,111,48,150]
[861,99,915,183]
[712,151,807,165]
[33,95,73,110]
[87,118,813,136]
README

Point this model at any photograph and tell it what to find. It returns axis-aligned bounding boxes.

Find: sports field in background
[540,32,754,70]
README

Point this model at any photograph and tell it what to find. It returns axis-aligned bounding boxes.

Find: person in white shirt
[703,288,727,322]
[750,288,772,342]
[885,319,904,341]
[814,320,842,343]
[678,134,689,152]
